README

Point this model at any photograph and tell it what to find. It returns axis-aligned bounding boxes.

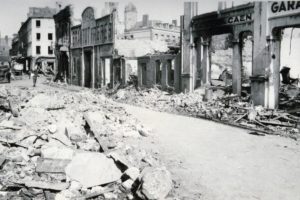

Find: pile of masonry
[0,85,173,200]
[107,85,300,140]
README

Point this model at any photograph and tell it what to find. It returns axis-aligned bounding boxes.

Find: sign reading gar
[269,1,300,18]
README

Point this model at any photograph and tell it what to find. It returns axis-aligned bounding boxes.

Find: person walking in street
[28,69,31,79]
[32,63,39,87]
[6,67,11,83]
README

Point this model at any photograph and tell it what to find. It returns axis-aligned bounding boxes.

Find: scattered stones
[123,130,140,138]
[36,158,70,173]
[77,138,100,152]
[41,146,75,160]
[65,152,122,188]
[108,85,300,140]
[122,179,134,190]
[138,127,150,137]
[48,124,57,134]
[116,90,127,100]
[136,167,172,200]
[83,111,105,136]
[124,167,140,181]
[55,189,81,200]
[90,186,105,194]
[25,180,69,191]
[0,85,171,199]
[103,192,118,199]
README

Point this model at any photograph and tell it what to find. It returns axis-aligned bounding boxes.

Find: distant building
[0,35,12,65]
[27,7,57,18]
[18,7,56,71]
[53,5,73,82]
[101,2,119,17]
[124,3,137,31]
[123,3,180,46]
[9,34,19,57]
[101,2,124,39]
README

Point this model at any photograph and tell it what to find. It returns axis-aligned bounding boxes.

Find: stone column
[121,59,126,86]
[181,2,198,93]
[266,34,281,109]
[195,38,202,88]
[252,2,268,106]
[232,38,242,96]
[149,59,156,87]
[110,57,114,88]
[201,37,211,85]
[174,54,181,93]
[138,61,143,87]
[81,50,85,87]
[92,47,95,89]
[161,60,168,89]
[69,51,73,84]
[167,60,172,86]
[100,58,104,87]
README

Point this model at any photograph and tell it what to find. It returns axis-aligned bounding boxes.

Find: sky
[0,0,221,38]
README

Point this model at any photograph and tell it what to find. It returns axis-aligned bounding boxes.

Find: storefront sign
[226,13,252,24]
[269,1,300,18]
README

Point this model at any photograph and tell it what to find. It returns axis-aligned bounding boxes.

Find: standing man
[32,63,39,87]
[6,67,11,83]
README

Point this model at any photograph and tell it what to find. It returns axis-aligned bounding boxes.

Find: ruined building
[137,49,180,91]
[181,1,300,109]
[53,5,73,82]
[70,7,116,88]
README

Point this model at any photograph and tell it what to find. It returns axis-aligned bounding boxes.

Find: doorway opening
[84,50,92,88]
[279,27,300,110]
[211,33,233,90]
[155,60,162,85]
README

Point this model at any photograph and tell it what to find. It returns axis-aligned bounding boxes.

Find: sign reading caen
[269,1,300,18]
[225,13,252,24]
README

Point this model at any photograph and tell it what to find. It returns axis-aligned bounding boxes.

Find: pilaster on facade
[232,37,243,96]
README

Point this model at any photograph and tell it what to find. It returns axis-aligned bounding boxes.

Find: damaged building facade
[137,50,181,91]
[181,1,300,109]
[70,7,116,88]
[69,6,173,89]
[53,5,73,82]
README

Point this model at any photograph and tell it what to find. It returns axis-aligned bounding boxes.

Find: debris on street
[105,85,300,140]
[0,85,173,199]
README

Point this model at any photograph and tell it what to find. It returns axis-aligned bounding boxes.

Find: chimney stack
[172,19,177,26]
[142,14,149,27]
[5,36,8,45]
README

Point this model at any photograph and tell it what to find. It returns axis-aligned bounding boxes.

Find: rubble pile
[0,85,173,200]
[279,84,300,110]
[107,85,300,140]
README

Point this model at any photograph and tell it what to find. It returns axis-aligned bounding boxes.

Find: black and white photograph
[0,0,300,199]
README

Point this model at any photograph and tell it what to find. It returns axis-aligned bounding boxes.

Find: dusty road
[5,78,300,199]
[123,104,300,200]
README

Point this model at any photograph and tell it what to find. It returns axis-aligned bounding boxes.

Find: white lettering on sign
[226,13,252,24]
[269,1,300,18]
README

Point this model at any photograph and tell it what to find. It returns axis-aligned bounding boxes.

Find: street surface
[4,77,300,200]
[123,104,300,200]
